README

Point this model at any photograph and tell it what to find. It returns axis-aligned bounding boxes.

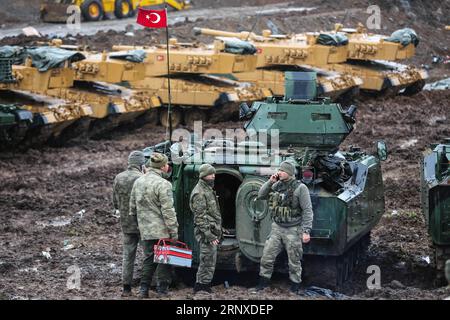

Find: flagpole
[165,4,173,146]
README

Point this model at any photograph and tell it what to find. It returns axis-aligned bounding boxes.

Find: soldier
[190,164,222,293]
[129,152,179,298]
[113,150,146,297]
[255,160,314,293]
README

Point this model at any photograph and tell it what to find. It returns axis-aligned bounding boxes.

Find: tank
[0,47,94,147]
[68,47,161,136]
[321,24,428,96]
[421,138,450,283]
[193,27,363,104]
[112,38,271,128]
[143,72,387,288]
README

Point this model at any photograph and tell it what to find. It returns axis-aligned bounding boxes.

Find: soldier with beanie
[190,163,223,293]
[129,152,179,298]
[255,160,314,294]
[113,150,146,297]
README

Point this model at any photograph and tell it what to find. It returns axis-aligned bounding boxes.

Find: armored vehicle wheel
[49,118,91,147]
[380,86,400,98]
[0,122,29,151]
[303,234,370,290]
[209,102,239,123]
[433,245,450,285]
[159,108,182,129]
[184,109,207,128]
[20,125,54,150]
[81,0,104,21]
[403,80,425,96]
[114,0,132,19]
[135,109,159,127]
[88,115,122,138]
[336,87,359,107]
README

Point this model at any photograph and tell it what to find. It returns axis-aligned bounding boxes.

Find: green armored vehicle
[421,138,450,283]
[144,72,387,288]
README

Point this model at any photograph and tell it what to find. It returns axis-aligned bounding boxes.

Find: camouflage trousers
[196,240,218,285]
[259,222,303,284]
[122,233,140,286]
[140,239,172,287]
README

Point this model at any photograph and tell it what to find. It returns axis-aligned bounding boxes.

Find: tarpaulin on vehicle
[0,46,85,72]
[217,37,257,55]
[109,50,147,63]
[385,28,419,47]
[316,33,349,46]
[22,47,86,72]
[0,46,25,65]
[0,46,24,59]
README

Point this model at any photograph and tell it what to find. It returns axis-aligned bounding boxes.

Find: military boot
[193,283,212,293]
[121,284,132,297]
[289,281,301,294]
[255,276,270,291]
[138,284,149,299]
[156,282,169,295]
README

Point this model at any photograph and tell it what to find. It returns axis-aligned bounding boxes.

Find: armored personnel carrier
[144,72,387,288]
[193,27,363,104]
[112,38,272,128]
[421,138,450,283]
[321,24,428,96]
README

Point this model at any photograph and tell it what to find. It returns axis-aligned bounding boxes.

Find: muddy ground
[0,0,450,300]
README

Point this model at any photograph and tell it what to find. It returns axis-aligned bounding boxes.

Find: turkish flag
[136,8,167,28]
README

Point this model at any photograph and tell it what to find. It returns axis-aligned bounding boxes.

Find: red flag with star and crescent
[136,8,167,28]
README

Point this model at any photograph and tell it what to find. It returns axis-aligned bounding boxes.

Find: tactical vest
[268,179,302,227]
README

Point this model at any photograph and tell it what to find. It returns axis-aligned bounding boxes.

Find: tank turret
[243,72,355,152]
[320,24,428,96]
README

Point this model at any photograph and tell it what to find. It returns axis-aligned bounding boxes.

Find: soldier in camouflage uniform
[190,164,222,294]
[113,150,146,297]
[129,152,179,298]
[256,161,314,293]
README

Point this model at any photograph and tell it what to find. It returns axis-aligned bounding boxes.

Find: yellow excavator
[40,0,190,22]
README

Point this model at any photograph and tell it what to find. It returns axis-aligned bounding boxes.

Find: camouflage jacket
[190,179,222,243]
[113,166,143,234]
[258,177,314,233]
[129,168,179,240]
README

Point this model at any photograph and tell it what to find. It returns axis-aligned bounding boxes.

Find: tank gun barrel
[193,27,263,41]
